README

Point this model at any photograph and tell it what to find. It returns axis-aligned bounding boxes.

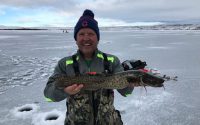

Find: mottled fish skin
[54,70,164,90]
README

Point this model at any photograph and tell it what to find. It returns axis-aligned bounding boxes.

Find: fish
[54,70,165,90]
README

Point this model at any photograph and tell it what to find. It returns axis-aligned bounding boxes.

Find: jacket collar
[77,49,100,60]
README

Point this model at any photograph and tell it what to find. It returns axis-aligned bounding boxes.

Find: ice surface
[0,29,200,125]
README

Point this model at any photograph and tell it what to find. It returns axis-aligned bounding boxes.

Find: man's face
[76,28,99,57]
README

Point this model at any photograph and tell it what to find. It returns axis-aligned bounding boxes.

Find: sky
[0,0,200,27]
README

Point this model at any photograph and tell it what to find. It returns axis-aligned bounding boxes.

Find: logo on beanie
[82,20,88,27]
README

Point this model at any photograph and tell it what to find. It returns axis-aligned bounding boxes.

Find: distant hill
[1,24,200,30]
[0,25,48,30]
[0,25,72,31]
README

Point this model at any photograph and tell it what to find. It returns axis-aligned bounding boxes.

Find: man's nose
[83,34,90,40]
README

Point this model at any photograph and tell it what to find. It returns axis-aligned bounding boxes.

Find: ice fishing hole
[45,114,59,121]
[18,106,33,112]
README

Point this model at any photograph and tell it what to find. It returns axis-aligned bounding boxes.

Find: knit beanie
[74,9,100,41]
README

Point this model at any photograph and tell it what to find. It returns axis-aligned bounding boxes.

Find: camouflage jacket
[44,49,133,125]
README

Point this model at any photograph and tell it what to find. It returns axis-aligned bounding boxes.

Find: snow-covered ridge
[0,24,200,30]
[100,24,200,31]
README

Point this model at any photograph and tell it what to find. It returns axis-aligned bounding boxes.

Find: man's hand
[64,84,83,95]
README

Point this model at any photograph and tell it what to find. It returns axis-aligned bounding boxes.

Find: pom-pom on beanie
[74,9,100,41]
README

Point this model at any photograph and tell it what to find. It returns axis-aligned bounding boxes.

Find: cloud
[91,0,200,22]
[1,0,200,27]
[13,10,73,27]
[0,0,74,9]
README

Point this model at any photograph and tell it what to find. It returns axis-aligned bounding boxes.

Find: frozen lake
[0,29,200,125]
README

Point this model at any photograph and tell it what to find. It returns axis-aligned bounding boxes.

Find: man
[44,9,134,125]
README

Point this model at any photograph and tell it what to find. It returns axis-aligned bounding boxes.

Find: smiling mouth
[83,43,92,46]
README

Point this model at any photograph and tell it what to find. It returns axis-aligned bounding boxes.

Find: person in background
[44,9,134,125]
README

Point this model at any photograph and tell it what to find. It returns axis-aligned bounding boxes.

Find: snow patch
[100,40,113,44]
[147,46,170,50]
[169,42,185,45]
[0,35,20,39]
[0,55,58,94]
[32,46,74,50]
[130,43,141,47]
